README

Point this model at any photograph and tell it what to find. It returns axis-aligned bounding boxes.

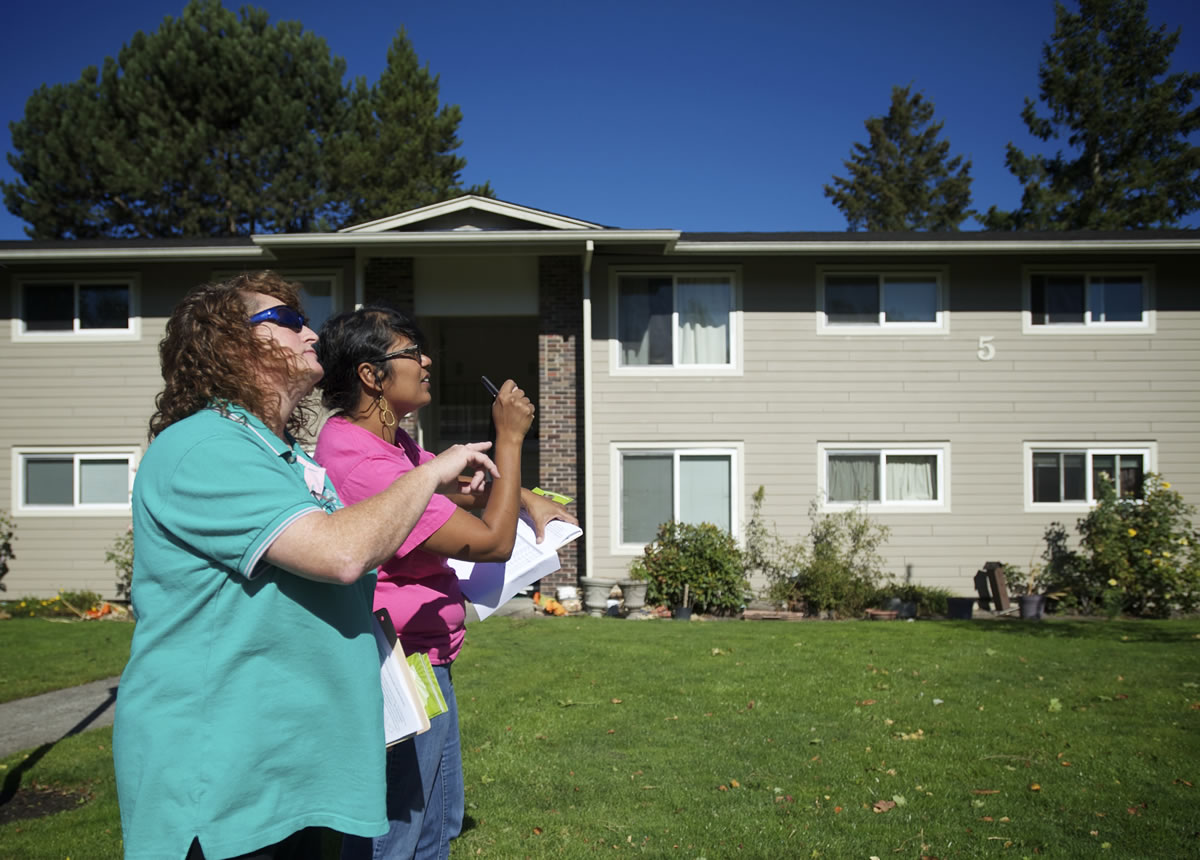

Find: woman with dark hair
[113,272,498,860]
[314,305,575,860]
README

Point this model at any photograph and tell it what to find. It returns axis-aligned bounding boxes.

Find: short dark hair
[316,304,425,415]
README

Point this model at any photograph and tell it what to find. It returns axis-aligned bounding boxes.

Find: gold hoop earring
[376,395,397,429]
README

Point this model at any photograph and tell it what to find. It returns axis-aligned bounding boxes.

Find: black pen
[481,375,499,398]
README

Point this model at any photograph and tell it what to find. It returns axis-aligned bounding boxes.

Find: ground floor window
[14,447,138,514]
[615,445,738,547]
[819,444,948,510]
[1029,447,1148,505]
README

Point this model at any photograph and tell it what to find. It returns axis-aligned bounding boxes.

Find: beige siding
[1,259,354,597]
[589,253,1200,596]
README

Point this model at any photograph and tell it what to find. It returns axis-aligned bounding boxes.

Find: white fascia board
[255,229,679,249]
[673,238,1200,254]
[0,246,270,262]
[339,195,605,232]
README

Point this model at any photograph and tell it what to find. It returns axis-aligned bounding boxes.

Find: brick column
[537,256,585,592]
[363,256,418,436]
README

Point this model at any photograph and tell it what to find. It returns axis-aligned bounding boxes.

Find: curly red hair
[149,271,316,439]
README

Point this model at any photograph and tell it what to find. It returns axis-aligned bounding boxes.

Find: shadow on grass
[954,617,1199,644]
[0,685,117,817]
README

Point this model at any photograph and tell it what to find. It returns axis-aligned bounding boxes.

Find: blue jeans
[343,663,463,860]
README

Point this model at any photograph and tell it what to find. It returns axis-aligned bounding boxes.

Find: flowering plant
[1042,473,1200,618]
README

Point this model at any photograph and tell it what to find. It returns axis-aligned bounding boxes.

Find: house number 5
[977,336,996,361]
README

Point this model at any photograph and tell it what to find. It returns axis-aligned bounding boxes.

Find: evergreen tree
[329,29,492,229]
[4,0,347,238]
[984,0,1200,230]
[824,85,973,231]
[3,3,491,238]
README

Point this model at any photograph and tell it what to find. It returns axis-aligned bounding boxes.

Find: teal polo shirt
[114,405,386,859]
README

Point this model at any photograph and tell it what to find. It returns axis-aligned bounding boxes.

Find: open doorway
[416,315,541,489]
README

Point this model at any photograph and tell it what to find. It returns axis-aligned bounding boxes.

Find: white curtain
[828,455,878,502]
[677,279,729,364]
[886,455,936,501]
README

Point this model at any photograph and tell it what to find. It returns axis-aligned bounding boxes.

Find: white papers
[371,617,431,746]
[450,512,582,620]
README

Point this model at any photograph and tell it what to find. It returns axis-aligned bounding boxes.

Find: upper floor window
[1024,270,1152,333]
[13,447,139,516]
[15,279,138,340]
[613,443,740,550]
[819,444,948,510]
[818,269,946,333]
[1027,446,1150,509]
[613,271,738,373]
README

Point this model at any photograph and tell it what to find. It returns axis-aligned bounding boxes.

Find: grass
[1,615,1198,858]
[0,618,132,703]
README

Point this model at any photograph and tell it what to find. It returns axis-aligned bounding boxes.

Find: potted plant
[1006,562,1047,620]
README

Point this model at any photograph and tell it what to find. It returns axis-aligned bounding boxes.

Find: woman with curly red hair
[113,271,497,860]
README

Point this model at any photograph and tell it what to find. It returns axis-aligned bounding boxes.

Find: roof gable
[338,195,605,233]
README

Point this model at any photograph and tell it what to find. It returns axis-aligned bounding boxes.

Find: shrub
[0,509,15,592]
[743,487,805,607]
[1074,474,1199,618]
[749,491,894,618]
[629,521,749,616]
[796,500,893,617]
[1039,474,1200,617]
[879,582,954,617]
[107,525,134,601]
[0,590,103,618]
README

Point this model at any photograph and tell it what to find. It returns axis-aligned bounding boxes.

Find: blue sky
[1,0,1197,238]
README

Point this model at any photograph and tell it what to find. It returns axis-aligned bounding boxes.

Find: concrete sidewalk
[0,676,120,758]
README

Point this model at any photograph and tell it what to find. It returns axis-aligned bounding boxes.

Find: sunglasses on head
[248,305,308,333]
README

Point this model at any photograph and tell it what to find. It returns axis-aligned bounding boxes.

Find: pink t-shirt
[315,417,465,664]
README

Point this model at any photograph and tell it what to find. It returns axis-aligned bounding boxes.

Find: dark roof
[0,237,257,250]
[678,229,1200,242]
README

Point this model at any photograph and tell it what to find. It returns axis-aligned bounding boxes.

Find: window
[818,270,945,332]
[1027,446,1150,507]
[1025,270,1151,331]
[17,279,137,339]
[614,445,739,547]
[614,271,737,372]
[212,271,339,332]
[14,448,138,515]
[819,444,948,510]
[294,276,335,332]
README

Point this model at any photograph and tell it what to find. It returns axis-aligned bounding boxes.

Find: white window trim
[817,266,949,334]
[817,442,950,512]
[13,446,141,517]
[1023,442,1156,513]
[1021,266,1155,334]
[12,274,141,342]
[610,441,743,555]
[609,267,743,376]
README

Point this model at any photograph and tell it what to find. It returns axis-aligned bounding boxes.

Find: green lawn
[0,618,132,703]
[1,615,1198,858]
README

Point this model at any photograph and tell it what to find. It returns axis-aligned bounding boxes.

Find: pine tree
[2,3,491,238]
[984,0,1200,230]
[329,29,493,229]
[824,85,973,232]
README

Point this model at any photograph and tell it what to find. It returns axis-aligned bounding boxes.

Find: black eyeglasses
[248,305,308,333]
[372,344,423,363]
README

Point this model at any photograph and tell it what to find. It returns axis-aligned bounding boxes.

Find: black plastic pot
[1018,594,1046,620]
[673,606,693,621]
[946,597,975,620]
